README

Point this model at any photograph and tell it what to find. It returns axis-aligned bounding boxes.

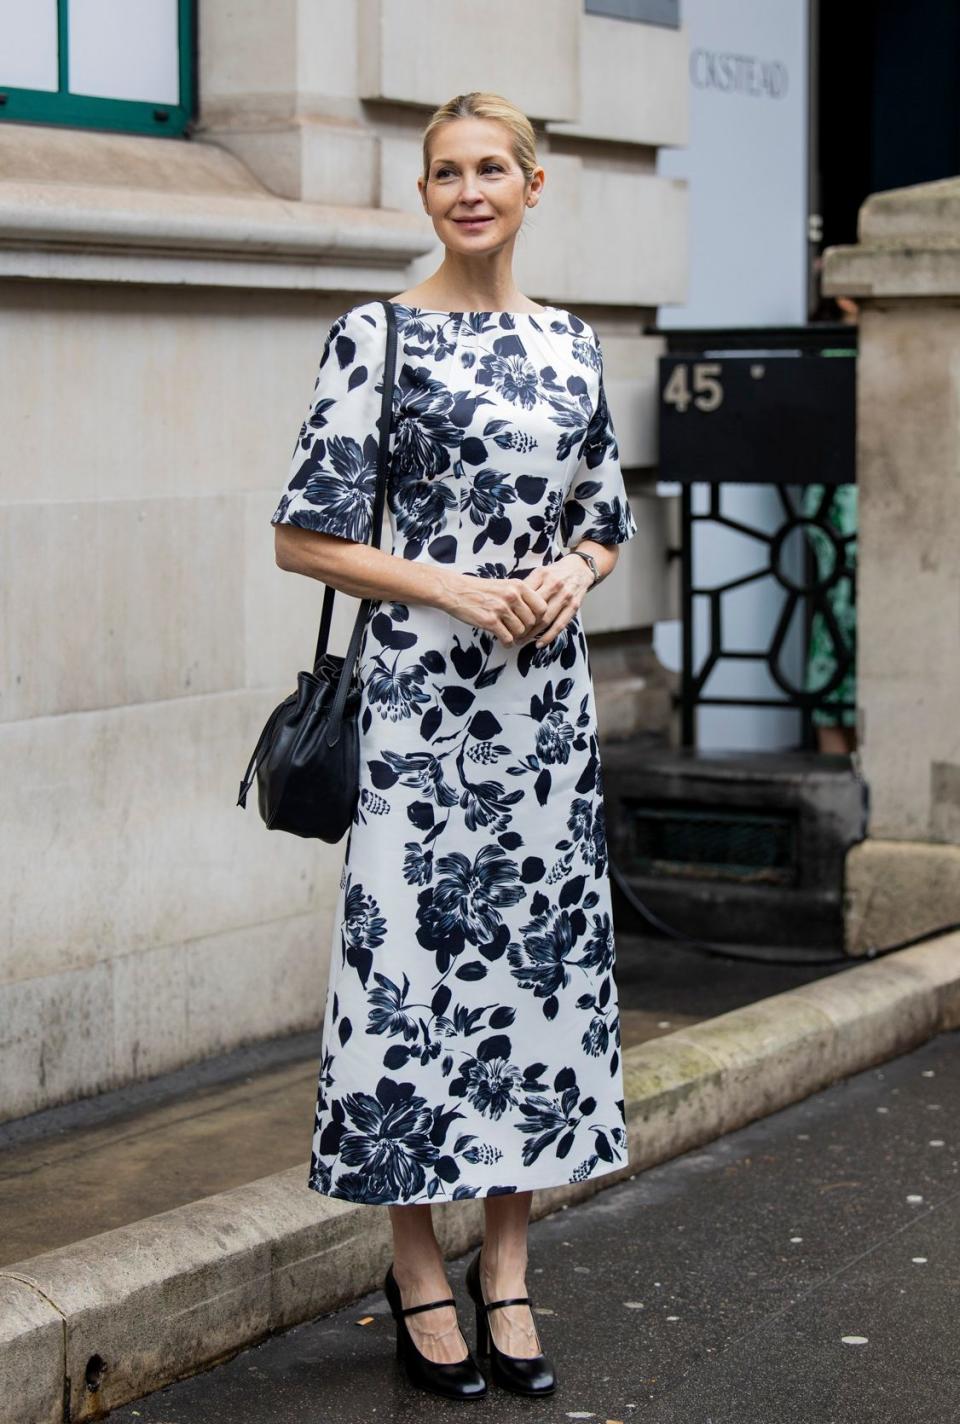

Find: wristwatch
[571,548,600,587]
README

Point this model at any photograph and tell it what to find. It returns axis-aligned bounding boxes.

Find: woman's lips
[454,216,494,228]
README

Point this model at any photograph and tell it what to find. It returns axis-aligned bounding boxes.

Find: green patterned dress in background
[801,481,857,728]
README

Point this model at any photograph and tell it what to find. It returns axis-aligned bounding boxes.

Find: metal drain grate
[624,802,797,885]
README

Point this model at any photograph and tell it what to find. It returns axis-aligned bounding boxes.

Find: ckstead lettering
[690,48,789,99]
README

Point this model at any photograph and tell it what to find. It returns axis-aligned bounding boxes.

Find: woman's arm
[275,523,449,607]
[570,538,620,587]
[275,524,550,648]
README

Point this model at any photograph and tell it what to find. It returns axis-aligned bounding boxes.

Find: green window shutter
[0,0,196,138]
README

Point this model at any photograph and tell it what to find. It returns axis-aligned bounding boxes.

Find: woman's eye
[435,165,503,178]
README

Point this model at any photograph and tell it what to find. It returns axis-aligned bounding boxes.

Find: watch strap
[572,548,600,586]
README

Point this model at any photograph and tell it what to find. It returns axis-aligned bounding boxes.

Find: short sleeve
[560,329,639,549]
[270,301,388,544]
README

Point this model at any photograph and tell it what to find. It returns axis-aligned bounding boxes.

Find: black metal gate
[654,323,858,748]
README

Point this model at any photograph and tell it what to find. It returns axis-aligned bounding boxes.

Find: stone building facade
[0,0,687,1119]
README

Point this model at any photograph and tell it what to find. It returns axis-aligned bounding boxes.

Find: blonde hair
[421,92,538,186]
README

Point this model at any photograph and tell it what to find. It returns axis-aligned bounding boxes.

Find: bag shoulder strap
[313,297,398,674]
[318,300,399,747]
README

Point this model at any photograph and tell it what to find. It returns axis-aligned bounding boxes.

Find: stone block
[577,167,687,307]
[110,940,189,1086]
[183,913,330,1060]
[791,963,939,1077]
[198,0,298,107]
[0,691,330,985]
[671,996,836,1127]
[358,0,581,121]
[0,912,330,1123]
[547,8,689,147]
[0,282,345,504]
[621,1032,727,1165]
[0,961,115,1131]
[892,931,960,1032]
[0,1277,63,1424]
[601,333,667,470]
[858,680,940,841]
[845,839,960,955]
[516,152,586,301]
[205,120,379,207]
[1,496,244,722]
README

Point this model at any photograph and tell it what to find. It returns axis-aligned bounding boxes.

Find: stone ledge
[858,174,960,245]
[822,174,960,300]
[2,931,958,1422]
[0,123,433,290]
[820,245,960,301]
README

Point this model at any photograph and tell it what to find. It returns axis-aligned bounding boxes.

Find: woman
[271,91,638,1401]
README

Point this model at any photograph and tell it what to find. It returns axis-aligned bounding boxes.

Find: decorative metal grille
[680,480,857,746]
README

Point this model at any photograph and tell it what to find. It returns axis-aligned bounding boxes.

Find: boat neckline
[385,301,561,317]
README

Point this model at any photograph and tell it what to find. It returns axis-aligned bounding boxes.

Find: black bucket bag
[236,298,398,841]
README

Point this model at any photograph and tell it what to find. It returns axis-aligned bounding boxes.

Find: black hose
[609,857,960,969]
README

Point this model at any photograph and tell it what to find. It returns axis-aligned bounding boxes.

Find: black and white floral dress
[271,299,638,1205]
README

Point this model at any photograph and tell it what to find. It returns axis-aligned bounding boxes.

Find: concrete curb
[3,934,958,1423]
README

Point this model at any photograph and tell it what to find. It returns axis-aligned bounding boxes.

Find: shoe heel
[384,1260,487,1400]
[465,1247,556,1396]
[474,1301,489,1356]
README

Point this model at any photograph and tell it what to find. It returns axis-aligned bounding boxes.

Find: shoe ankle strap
[484,1295,532,1312]
[400,1295,457,1317]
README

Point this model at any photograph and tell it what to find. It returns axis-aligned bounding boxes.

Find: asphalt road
[110,1026,960,1424]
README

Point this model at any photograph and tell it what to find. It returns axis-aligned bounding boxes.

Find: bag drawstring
[237,701,288,807]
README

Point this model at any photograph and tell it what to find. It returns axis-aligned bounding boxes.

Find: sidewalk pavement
[0,932,836,1267]
[1,932,958,1423]
[107,1024,960,1424]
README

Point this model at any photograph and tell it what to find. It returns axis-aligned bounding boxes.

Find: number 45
[663,362,723,413]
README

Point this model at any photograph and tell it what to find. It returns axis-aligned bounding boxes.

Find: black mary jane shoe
[465,1247,557,1396]
[383,1262,487,1400]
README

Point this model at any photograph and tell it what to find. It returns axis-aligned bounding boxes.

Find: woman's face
[419,117,543,254]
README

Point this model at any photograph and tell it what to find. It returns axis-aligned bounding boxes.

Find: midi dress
[270,299,639,1205]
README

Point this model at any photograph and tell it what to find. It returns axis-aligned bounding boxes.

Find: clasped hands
[446,553,595,649]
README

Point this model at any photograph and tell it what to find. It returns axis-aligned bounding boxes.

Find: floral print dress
[271,299,638,1205]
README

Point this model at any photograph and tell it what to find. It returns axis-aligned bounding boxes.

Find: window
[0,0,195,137]
[584,0,680,27]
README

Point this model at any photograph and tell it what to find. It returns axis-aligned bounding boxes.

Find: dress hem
[304,1150,631,1207]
